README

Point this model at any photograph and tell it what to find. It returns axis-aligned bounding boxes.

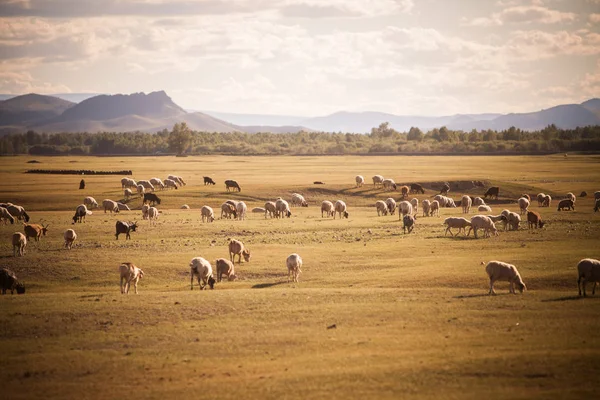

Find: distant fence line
[25,169,132,175]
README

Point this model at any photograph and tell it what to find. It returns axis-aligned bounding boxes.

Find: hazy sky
[0,0,599,116]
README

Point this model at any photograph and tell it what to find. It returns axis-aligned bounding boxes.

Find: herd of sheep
[1,174,600,297]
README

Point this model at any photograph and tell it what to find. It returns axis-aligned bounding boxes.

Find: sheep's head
[301,201,308,207]
[242,250,251,262]
[72,215,78,224]
[517,281,526,293]
[286,210,292,218]
[208,276,216,290]
[228,274,238,281]
[138,269,145,279]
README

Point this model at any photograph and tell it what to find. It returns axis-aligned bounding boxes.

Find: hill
[0,94,75,127]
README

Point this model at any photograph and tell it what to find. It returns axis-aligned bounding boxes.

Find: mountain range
[0,91,599,135]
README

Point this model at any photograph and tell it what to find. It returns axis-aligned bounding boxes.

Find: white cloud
[468,5,576,26]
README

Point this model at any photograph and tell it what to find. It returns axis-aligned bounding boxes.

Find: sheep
[83,196,99,209]
[12,232,26,257]
[225,179,241,192]
[355,175,364,187]
[478,205,492,212]
[536,193,546,206]
[164,179,179,190]
[410,183,425,194]
[472,197,486,207]
[264,201,277,219]
[120,177,136,189]
[0,206,15,225]
[382,178,397,191]
[102,199,120,214]
[168,175,186,186]
[252,207,266,214]
[321,200,335,218]
[375,200,388,216]
[291,193,308,207]
[385,197,396,215]
[400,185,409,198]
[403,214,416,234]
[500,209,511,230]
[124,188,133,200]
[201,205,215,222]
[521,194,531,202]
[440,182,450,195]
[334,200,349,219]
[429,200,440,217]
[517,197,530,215]
[24,223,49,243]
[484,187,499,200]
[566,192,576,203]
[577,258,600,297]
[444,197,457,208]
[557,199,575,211]
[143,193,161,206]
[467,215,498,238]
[229,239,251,264]
[181,204,190,209]
[542,194,552,207]
[580,191,587,198]
[276,198,292,218]
[147,207,159,225]
[595,199,600,213]
[0,268,25,294]
[398,201,413,218]
[137,180,155,192]
[115,221,138,240]
[287,253,302,283]
[72,204,92,223]
[215,258,237,282]
[204,176,216,185]
[189,257,215,290]
[6,204,30,222]
[433,194,447,207]
[141,204,149,220]
[116,202,130,211]
[372,175,384,187]
[461,195,472,214]
[488,214,508,231]
[422,199,431,217]
[119,262,144,294]
[137,184,145,197]
[485,261,526,295]
[150,177,165,190]
[64,229,77,249]
[527,210,545,229]
[236,201,247,220]
[507,212,521,231]
[444,217,471,237]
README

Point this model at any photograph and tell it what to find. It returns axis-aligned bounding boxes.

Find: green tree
[168,122,192,155]
[407,127,424,141]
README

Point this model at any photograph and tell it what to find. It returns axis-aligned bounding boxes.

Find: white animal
[137,184,145,197]
[291,193,308,207]
[410,198,419,215]
[124,188,133,199]
[147,206,159,225]
[385,198,396,215]
[221,203,236,219]
[72,204,92,224]
[443,217,471,236]
[536,193,546,206]
[478,205,492,212]
[433,194,447,207]
[382,178,397,191]
[181,204,190,209]
[102,199,119,214]
[137,180,155,192]
[375,200,388,216]
[398,201,413,217]
[6,204,28,221]
[168,175,186,186]
[121,177,137,189]
[334,200,348,219]
[201,205,215,223]
[372,175,384,187]
[116,202,130,211]
[517,197,530,215]
[507,211,521,231]
[215,258,237,282]
[64,229,77,249]
[149,178,165,190]
[264,201,277,219]
[461,195,472,214]
[422,199,431,217]
[252,207,266,214]
[0,207,15,225]
[355,175,364,187]
[287,253,302,283]
[321,201,335,218]
[236,201,247,220]
[467,215,498,238]
[577,258,600,297]
[12,232,26,257]
[566,192,576,203]
[229,239,251,264]
[189,257,215,290]
[472,197,486,207]
[164,179,178,190]
[429,200,440,217]
[119,262,144,294]
[83,196,99,209]
[485,261,526,295]
[141,204,150,220]
[275,198,292,218]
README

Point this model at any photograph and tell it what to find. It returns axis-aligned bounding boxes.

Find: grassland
[1,154,600,400]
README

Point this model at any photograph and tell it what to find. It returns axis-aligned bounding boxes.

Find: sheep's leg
[134,277,139,294]
[593,282,597,296]
[190,274,194,290]
[578,277,582,296]
[509,281,515,294]
[488,279,496,295]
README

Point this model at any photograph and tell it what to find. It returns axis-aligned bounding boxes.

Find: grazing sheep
[287,253,302,283]
[372,175,384,187]
[521,194,531,202]
[430,200,440,217]
[181,204,190,209]
[478,205,492,212]
[147,207,159,225]
[291,193,308,207]
[461,195,472,214]
[141,204,149,220]
[64,229,77,249]
[264,201,277,219]
[137,184,145,197]
[102,199,120,214]
[252,207,266,214]
[83,196,99,209]
[444,197,457,208]
[440,182,450,195]
[215,258,237,282]
[124,188,133,199]
[321,200,335,218]
[485,261,526,295]
[121,177,137,189]
[115,221,138,240]
[6,204,30,222]
[236,201,247,220]
[72,204,92,224]
[433,194,447,207]
[410,183,425,194]
[137,180,155,192]
[0,206,15,225]
[517,197,530,215]
[1,268,25,294]
[536,193,546,206]
[400,185,409,198]
[12,232,26,257]
[382,178,397,191]
[467,215,498,238]
[488,214,508,231]
[595,199,600,213]
[355,175,364,187]
[484,187,499,200]
[204,176,216,185]
[334,200,349,219]
[119,262,144,294]
[557,199,575,211]
[500,209,511,230]
[375,200,388,216]
[164,179,179,190]
[201,205,215,222]
[229,239,251,264]
[168,175,186,186]
[542,194,552,207]
[444,217,471,237]
[403,214,416,234]
[527,210,545,229]
[566,192,576,203]
[385,197,396,215]
[472,197,486,207]
[24,223,49,243]
[149,177,165,190]
[398,201,413,217]
[507,212,521,231]
[225,199,239,208]
[190,257,216,290]
[116,202,130,211]
[142,193,161,206]
[225,179,241,192]
[276,199,292,218]
[422,199,431,217]
[577,258,600,297]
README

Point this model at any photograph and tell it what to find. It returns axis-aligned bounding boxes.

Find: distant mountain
[0,94,75,127]
[0,93,102,103]
[202,111,306,127]
[581,98,600,116]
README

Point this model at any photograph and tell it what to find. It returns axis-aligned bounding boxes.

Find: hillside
[0,94,75,127]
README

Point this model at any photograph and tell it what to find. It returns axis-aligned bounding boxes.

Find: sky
[0,0,599,117]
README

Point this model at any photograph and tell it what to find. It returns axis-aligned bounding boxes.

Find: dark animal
[225,179,241,192]
[557,199,574,211]
[526,210,545,229]
[203,176,216,185]
[79,179,85,190]
[580,191,587,198]
[72,207,89,223]
[440,183,450,195]
[115,220,138,240]
[595,199,600,213]
[143,193,161,205]
[484,187,500,200]
[410,183,425,194]
[313,181,325,185]
[0,268,25,295]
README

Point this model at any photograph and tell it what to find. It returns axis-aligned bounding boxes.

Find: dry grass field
[1,154,600,400]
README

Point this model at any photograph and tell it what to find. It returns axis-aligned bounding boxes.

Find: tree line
[1,122,599,156]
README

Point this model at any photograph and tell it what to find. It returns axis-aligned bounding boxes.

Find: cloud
[505,30,600,59]
[468,5,576,26]
[590,14,600,23]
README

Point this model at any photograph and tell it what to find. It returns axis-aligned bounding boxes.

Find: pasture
[1,154,600,400]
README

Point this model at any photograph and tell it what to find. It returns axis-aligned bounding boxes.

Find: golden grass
[1,154,600,399]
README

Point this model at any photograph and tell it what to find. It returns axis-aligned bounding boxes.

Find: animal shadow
[251,281,288,289]
[541,295,585,302]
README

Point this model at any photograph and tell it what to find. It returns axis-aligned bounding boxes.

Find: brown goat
[228,239,251,264]
[527,210,545,229]
[23,223,48,242]
[400,185,410,198]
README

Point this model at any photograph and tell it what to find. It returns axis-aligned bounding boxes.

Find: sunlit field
[1,154,600,400]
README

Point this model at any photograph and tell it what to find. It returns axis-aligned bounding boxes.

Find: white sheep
[443,217,471,236]
[229,239,251,264]
[201,205,215,223]
[444,197,457,208]
[422,199,431,217]
[150,177,165,190]
[291,193,308,207]
[433,194,447,207]
[181,204,190,209]
[147,206,159,225]
[0,206,15,225]
[276,198,292,218]
[83,196,99,209]
[385,197,396,215]
[6,204,29,222]
[485,261,526,295]
[189,257,215,290]
[507,211,521,231]
[102,199,119,214]
[577,258,600,297]
[321,200,335,218]
[64,229,77,249]
[334,200,349,219]
[164,178,178,190]
[252,207,266,214]
[221,203,237,219]
[375,200,388,216]
[478,205,492,212]
[121,177,137,189]
[372,175,384,187]
[137,180,155,192]
[536,193,546,206]
[429,200,440,217]
[542,194,552,207]
[264,201,277,219]
[382,178,397,191]
[410,198,419,215]
[116,202,130,211]
[236,201,247,220]
[141,204,149,220]
[137,184,145,197]
[168,175,186,186]
[124,188,133,199]
[467,215,498,238]
[119,262,144,294]
[461,195,472,214]
[488,214,508,230]
[287,253,302,283]
[355,175,364,187]
[517,197,530,215]
[12,232,26,257]
[472,197,486,207]
[397,201,413,218]
[215,258,237,282]
[566,192,576,203]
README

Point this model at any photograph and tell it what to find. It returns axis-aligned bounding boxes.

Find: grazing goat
[444,217,471,237]
[229,239,251,264]
[225,179,241,192]
[201,206,215,222]
[410,183,425,194]
[484,187,499,200]
[467,215,498,238]
[204,176,216,185]
[6,204,30,222]
[527,210,545,229]
[0,206,15,225]
[115,220,138,240]
[24,223,48,243]
[119,262,144,294]
[221,203,237,219]
[143,193,161,206]
[287,253,302,283]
